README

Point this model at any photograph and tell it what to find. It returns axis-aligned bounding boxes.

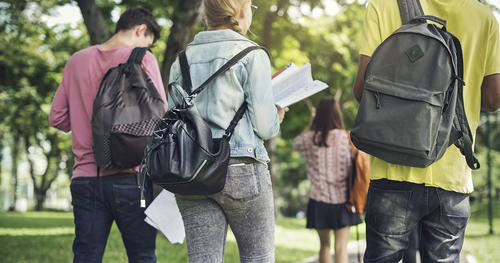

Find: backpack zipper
[374,92,382,109]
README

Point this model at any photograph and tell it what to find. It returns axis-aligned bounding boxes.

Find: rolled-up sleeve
[244,49,280,140]
[49,80,71,132]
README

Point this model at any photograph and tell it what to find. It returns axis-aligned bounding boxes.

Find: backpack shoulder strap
[128,47,150,64]
[450,35,480,170]
[190,46,269,96]
[397,0,424,24]
[223,101,248,139]
[177,46,269,139]
[179,51,193,93]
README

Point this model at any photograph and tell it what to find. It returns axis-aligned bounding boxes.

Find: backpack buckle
[453,74,466,86]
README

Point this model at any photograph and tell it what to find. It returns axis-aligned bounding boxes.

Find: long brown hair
[311,98,345,147]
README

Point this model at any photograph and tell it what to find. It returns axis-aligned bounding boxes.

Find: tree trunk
[25,134,61,211]
[8,134,21,211]
[76,0,110,45]
[35,190,45,212]
[160,0,203,88]
[0,132,4,186]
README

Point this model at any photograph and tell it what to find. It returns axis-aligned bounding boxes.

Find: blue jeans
[364,179,470,263]
[71,173,157,263]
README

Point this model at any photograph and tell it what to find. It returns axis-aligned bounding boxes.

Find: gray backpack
[351,0,480,169]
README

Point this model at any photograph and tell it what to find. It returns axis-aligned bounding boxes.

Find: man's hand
[277,106,289,124]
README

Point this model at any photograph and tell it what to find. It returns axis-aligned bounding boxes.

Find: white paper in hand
[144,190,185,244]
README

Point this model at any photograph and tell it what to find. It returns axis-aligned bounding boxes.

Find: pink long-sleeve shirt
[49,45,168,179]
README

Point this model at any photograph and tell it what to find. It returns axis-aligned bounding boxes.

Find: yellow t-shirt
[359,0,500,193]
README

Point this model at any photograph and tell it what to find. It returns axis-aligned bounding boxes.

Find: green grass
[0,212,330,262]
[3,203,497,263]
[462,200,500,263]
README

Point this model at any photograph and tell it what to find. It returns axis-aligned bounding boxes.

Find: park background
[0,0,499,262]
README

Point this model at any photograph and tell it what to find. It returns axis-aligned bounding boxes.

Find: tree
[24,133,64,211]
[75,0,110,44]
[7,135,22,211]
[0,1,78,210]
[160,0,203,86]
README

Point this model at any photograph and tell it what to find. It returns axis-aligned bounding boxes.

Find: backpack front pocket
[353,76,445,158]
[110,132,149,168]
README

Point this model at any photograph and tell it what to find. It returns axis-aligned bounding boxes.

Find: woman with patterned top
[293,98,361,263]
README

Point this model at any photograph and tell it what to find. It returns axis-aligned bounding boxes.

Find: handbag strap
[178,50,193,93]
[179,46,269,96]
[397,0,424,24]
[178,45,270,139]
[224,102,247,139]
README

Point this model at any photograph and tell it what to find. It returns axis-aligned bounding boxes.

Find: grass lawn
[462,200,500,263]
[0,212,325,263]
[1,201,496,262]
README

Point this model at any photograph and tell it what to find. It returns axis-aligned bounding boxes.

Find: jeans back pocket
[222,163,260,200]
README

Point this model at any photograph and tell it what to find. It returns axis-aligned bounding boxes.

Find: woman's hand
[277,106,289,124]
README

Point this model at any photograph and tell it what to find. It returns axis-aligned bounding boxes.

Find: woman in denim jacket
[168,0,287,262]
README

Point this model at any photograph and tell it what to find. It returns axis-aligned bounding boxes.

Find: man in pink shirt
[49,8,167,263]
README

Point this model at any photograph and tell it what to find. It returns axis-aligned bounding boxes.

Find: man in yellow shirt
[353,0,500,262]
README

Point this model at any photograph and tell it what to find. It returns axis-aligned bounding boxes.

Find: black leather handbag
[139,46,268,205]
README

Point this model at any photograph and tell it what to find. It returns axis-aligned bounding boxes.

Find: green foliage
[254,2,366,215]
[471,148,500,202]
[0,0,85,206]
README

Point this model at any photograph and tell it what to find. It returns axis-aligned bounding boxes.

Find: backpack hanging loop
[410,15,447,29]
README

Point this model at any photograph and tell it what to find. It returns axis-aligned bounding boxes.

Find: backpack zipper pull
[374,92,382,109]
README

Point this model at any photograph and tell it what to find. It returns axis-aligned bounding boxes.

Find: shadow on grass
[0,234,75,263]
[0,212,74,229]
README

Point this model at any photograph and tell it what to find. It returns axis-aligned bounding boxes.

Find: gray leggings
[175,158,275,263]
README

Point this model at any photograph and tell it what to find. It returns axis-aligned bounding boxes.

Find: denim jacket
[169,29,280,162]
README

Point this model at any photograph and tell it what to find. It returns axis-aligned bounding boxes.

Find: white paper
[272,63,329,108]
[144,190,185,244]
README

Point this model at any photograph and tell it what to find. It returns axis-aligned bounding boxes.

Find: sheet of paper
[144,190,185,244]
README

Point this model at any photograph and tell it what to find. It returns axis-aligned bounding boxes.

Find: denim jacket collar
[189,29,258,46]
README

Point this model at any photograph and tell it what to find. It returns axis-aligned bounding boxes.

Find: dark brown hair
[115,8,161,43]
[311,98,345,147]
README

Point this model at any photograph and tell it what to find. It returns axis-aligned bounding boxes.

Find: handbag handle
[167,82,191,108]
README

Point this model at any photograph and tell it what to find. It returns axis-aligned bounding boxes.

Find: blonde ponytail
[202,0,248,34]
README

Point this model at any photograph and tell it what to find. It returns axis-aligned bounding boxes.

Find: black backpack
[91,47,165,170]
[138,46,268,206]
[351,0,479,169]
